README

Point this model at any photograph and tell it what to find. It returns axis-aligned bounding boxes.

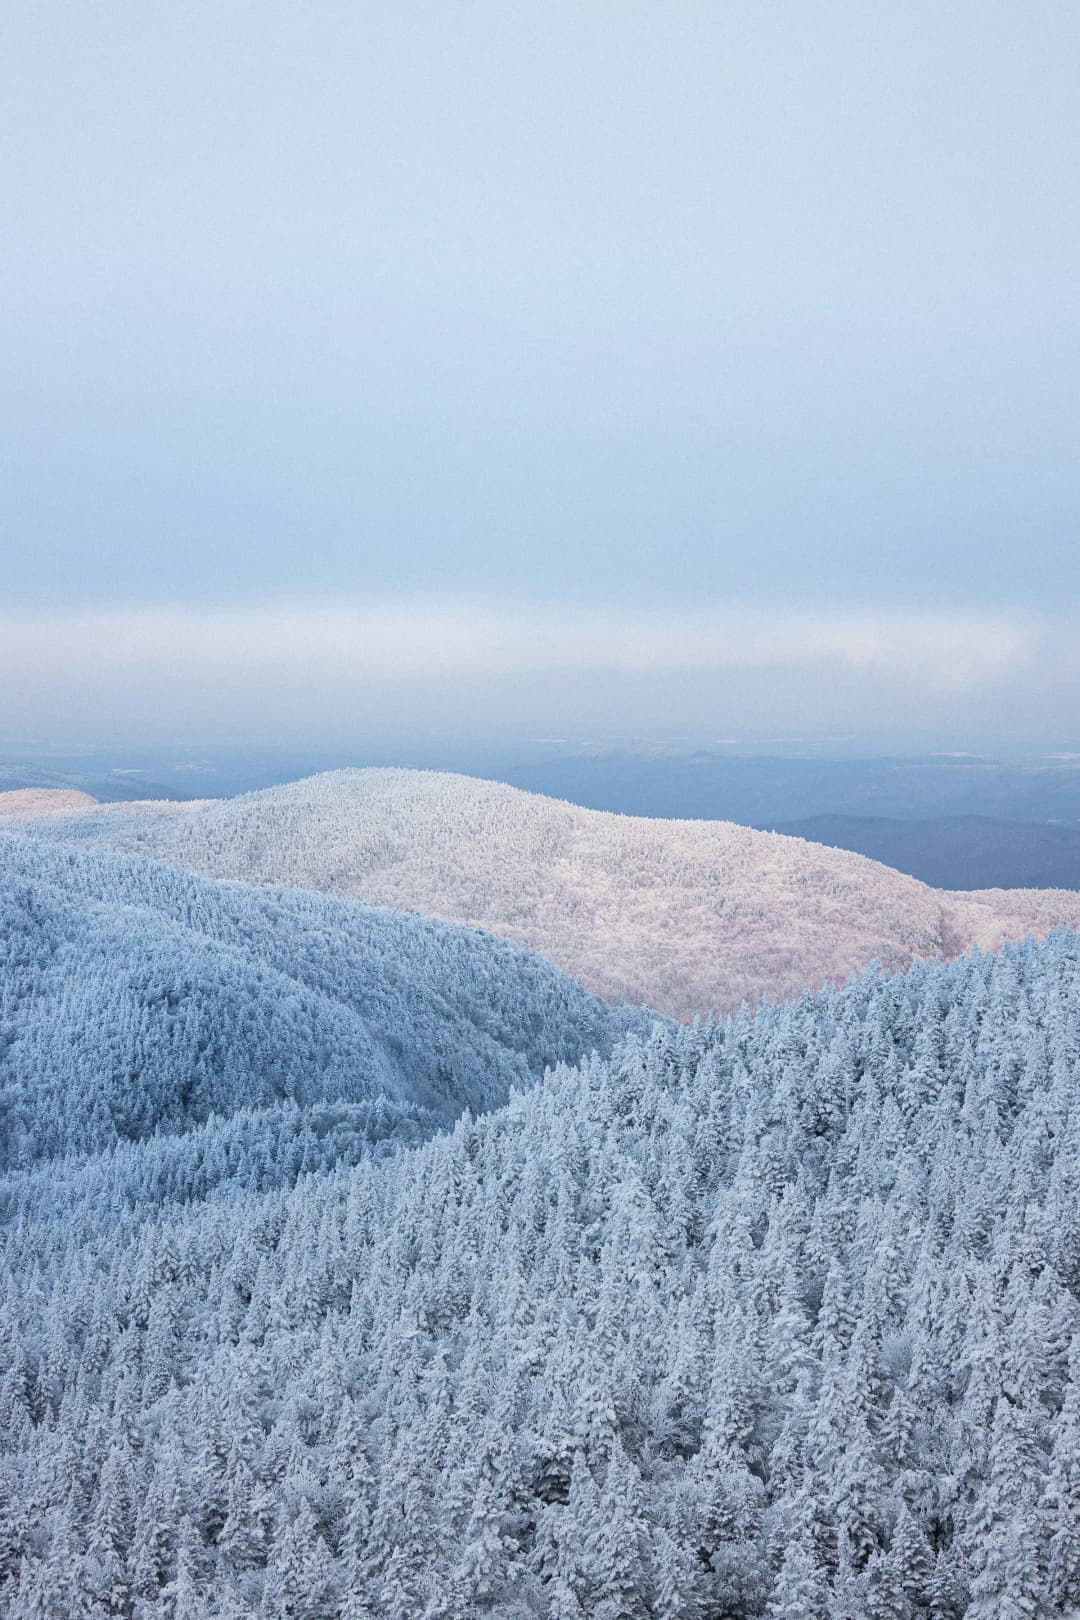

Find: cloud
[0,598,1038,696]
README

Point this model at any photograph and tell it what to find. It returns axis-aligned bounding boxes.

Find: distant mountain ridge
[503,748,1080,823]
[771,812,1080,891]
[11,745,1080,821]
[17,767,1080,1019]
[0,760,175,802]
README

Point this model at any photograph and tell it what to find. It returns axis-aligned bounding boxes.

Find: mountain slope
[771,811,1080,890]
[21,767,1080,1018]
[5,931,1080,1615]
[0,835,649,1173]
[0,787,99,822]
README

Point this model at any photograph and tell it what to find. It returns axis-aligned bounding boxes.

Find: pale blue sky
[3,3,1079,742]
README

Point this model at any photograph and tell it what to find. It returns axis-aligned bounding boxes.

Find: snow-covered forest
[0,836,648,1173]
[5,869,1080,1614]
[7,0,1077,1609]
[16,769,1080,1019]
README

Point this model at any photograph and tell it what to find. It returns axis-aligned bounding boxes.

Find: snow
[17,766,1080,1018]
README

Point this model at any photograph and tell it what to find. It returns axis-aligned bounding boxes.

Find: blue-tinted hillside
[6,929,1080,1614]
[0,836,651,1174]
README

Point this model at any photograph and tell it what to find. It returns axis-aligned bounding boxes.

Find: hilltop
[0,786,99,822]
[18,767,1080,1018]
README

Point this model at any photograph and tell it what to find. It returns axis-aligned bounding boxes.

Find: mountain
[18,767,1080,1019]
[0,787,99,823]
[11,744,1080,823]
[5,929,1080,1616]
[770,812,1080,890]
[0,835,649,1175]
[0,759,174,802]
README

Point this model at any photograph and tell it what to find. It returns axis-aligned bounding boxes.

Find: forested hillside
[0,836,648,1175]
[5,930,1080,1616]
[20,768,1080,1018]
[0,788,99,823]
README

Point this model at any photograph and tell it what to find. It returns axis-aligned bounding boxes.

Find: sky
[3,2,1079,747]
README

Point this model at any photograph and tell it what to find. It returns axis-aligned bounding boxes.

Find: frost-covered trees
[6,916,1080,1614]
[0,835,649,1173]
[17,767,1080,1019]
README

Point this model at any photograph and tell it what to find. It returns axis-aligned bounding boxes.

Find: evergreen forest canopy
[14,769,1080,1020]
[0,835,648,1179]
[4,840,1080,1615]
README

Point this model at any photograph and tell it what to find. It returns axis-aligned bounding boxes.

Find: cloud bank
[1,596,1060,748]
[1,599,1035,691]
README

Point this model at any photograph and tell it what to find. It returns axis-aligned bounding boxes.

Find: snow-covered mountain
[0,787,98,823]
[0,835,650,1176]
[5,928,1080,1616]
[20,768,1080,1018]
